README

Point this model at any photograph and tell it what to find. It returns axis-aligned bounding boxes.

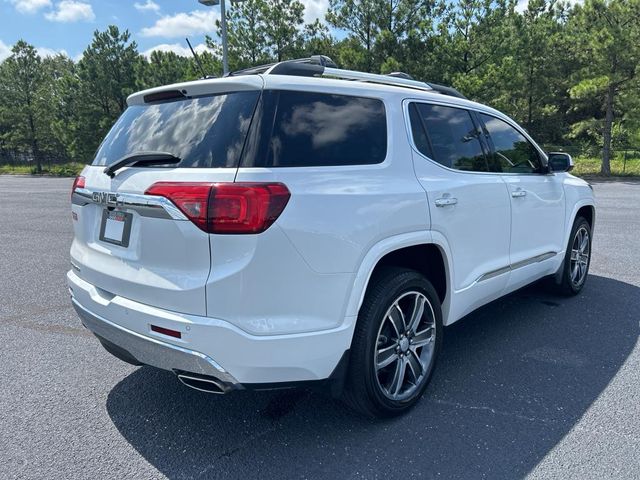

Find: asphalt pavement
[1,175,638,480]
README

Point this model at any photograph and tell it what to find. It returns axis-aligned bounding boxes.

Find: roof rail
[228,56,467,98]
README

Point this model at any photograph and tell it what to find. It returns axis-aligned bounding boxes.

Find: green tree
[223,0,270,69]
[0,41,47,172]
[75,26,139,160]
[567,0,640,174]
[139,50,191,88]
[328,0,380,70]
[261,0,305,61]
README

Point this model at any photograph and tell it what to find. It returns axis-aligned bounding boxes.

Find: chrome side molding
[477,251,558,283]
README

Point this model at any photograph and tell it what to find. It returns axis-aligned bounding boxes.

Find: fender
[344,230,454,325]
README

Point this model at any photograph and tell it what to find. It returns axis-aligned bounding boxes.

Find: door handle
[435,197,458,207]
[511,189,527,198]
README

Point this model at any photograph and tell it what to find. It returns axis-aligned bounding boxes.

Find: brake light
[144,182,290,234]
[71,176,85,200]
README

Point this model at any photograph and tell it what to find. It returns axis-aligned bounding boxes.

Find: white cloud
[140,9,219,38]
[0,40,12,61]
[134,0,160,13]
[300,0,328,23]
[36,46,68,57]
[44,0,95,22]
[142,42,215,58]
[9,0,51,14]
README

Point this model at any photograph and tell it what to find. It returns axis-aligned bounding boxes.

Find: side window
[260,90,387,167]
[410,103,488,172]
[479,113,542,173]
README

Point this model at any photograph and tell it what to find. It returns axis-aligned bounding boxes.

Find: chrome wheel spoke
[406,350,423,381]
[407,295,426,335]
[387,305,405,337]
[376,345,398,371]
[389,357,407,396]
[411,327,434,347]
[579,231,588,252]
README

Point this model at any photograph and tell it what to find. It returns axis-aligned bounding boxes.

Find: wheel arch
[346,232,453,325]
[565,200,596,249]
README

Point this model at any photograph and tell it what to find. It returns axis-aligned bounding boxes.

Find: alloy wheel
[570,226,590,287]
[374,291,436,401]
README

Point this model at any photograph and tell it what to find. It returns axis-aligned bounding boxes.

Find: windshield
[92,90,260,168]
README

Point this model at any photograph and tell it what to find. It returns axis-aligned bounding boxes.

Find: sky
[0,0,330,61]
[0,0,580,63]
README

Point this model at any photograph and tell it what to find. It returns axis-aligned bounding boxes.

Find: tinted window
[411,103,488,172]
[480,113,542,173]
[408,103,433,159]
[255,91,387,167]
[93,91,260,168]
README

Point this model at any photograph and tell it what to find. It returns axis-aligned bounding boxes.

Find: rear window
[243,90,387,168]
[92,90,260,168]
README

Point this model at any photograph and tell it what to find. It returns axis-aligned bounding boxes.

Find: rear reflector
[144,182,290,234]
[71,175,85,200]
[151,325,182,339]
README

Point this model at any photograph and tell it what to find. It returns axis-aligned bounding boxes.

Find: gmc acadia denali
[68,56,595,417]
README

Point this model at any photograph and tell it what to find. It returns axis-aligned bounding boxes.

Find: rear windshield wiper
[104,151,181,178]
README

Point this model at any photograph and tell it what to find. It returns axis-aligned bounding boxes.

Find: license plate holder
[99,210,132,247]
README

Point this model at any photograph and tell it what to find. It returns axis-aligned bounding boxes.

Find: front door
[478,112,566,290]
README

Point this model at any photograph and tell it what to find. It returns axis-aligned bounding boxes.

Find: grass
[572,156,640,177]
[0,162,85,177]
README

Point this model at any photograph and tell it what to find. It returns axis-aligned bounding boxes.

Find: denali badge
[92,191,122,207]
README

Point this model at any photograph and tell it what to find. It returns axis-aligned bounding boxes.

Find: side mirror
[547,152,574,173]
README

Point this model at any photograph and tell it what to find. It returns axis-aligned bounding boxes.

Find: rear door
[407,101,512,320]
[478,112,565,289]
[71,86,261,316]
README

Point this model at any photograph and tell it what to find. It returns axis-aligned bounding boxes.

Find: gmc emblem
[92,192,122,206]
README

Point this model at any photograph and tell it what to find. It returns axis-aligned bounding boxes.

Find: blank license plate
[99,210,132,247]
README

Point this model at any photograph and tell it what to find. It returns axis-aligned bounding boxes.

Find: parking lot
[1,175,638,480]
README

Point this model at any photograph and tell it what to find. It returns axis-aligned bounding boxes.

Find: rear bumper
[68,270,353,385]
[72,299,240,388]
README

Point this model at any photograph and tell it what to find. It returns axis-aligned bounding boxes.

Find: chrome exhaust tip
[177,373,229,394]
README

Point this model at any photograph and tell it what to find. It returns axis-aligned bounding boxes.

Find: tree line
[0,0,638,174]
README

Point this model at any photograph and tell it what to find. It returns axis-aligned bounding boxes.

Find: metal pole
[220,0,229,76]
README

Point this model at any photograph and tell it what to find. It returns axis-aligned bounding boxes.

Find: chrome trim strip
[477,251,558,283]
[72,187,188,220]
[510,251,557,271]
[71,298,239,385]
[477,265,511,282]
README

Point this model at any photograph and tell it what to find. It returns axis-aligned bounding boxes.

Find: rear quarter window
[243,90,387,168]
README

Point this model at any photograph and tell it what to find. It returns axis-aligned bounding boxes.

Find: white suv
[68,57,595,417]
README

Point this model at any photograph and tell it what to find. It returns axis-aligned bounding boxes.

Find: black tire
[343,267,443,418]
[552,216,592,296]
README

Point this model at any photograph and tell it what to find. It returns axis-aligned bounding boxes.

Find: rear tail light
[71,175,85,200]
[144,182,290,234]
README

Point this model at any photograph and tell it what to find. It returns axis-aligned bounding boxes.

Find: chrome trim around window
[72,187,188,220]
[477,251,558,283]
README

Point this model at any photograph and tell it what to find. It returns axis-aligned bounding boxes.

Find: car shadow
[106,275,639,479]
